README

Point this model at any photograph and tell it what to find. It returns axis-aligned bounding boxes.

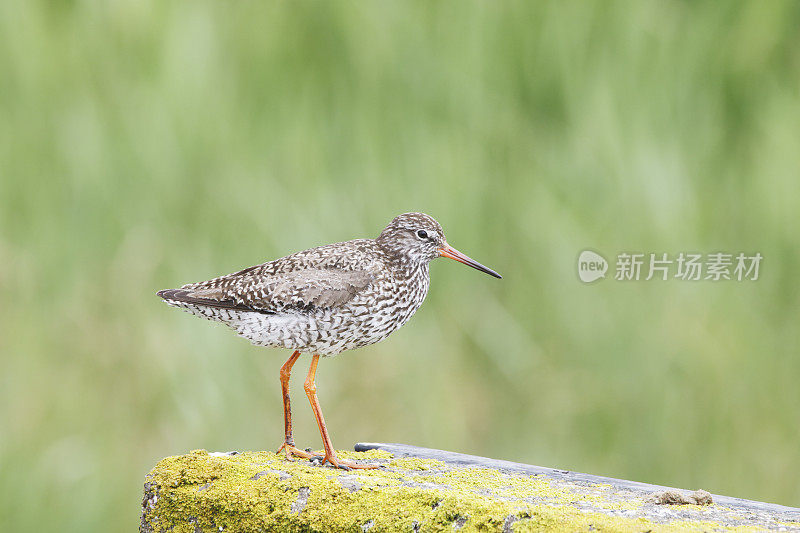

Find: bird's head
[377,212,501,278]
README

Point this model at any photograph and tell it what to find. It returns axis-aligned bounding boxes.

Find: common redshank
[158,212,501,469]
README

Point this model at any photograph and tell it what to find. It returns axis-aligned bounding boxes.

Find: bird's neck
[397,259,431,307]
[404,260,430,282]
[374,240,432,303]
[383,252,429,282]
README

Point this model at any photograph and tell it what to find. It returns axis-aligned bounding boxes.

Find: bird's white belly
[231,308,403,356]
[232,311,319,350]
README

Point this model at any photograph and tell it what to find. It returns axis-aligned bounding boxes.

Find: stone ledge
[140,443,800,532]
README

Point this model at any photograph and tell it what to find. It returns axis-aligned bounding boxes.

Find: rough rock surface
[140,444,800,532]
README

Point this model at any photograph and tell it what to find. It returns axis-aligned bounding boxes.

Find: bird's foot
[311,451,380,470]
[276,443,378,470]
[275,442,319,462]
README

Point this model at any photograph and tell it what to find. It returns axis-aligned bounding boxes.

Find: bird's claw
[275,442,319,461]
[319,453,378,470]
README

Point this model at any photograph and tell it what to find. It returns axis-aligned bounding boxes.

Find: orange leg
[303,354,378,470]
[275,351,316,461]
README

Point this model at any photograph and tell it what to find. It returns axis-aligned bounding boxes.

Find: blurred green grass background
[2,1,800,530]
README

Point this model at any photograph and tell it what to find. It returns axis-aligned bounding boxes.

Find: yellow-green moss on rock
[140,450,795,532]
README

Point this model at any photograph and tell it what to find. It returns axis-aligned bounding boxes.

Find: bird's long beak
[438,244,502,279]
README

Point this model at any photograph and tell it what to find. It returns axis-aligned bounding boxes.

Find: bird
[157,212,501,470]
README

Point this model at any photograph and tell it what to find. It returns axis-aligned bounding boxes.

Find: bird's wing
[179,267,376,313]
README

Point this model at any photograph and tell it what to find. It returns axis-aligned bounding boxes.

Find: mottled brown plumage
[157,212,500,469]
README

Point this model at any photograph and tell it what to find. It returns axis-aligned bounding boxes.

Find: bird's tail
[156,288,271,314]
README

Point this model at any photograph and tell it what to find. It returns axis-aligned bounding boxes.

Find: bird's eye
[416,230,428,240]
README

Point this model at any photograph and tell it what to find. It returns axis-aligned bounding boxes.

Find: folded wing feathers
[180,268,374,312]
